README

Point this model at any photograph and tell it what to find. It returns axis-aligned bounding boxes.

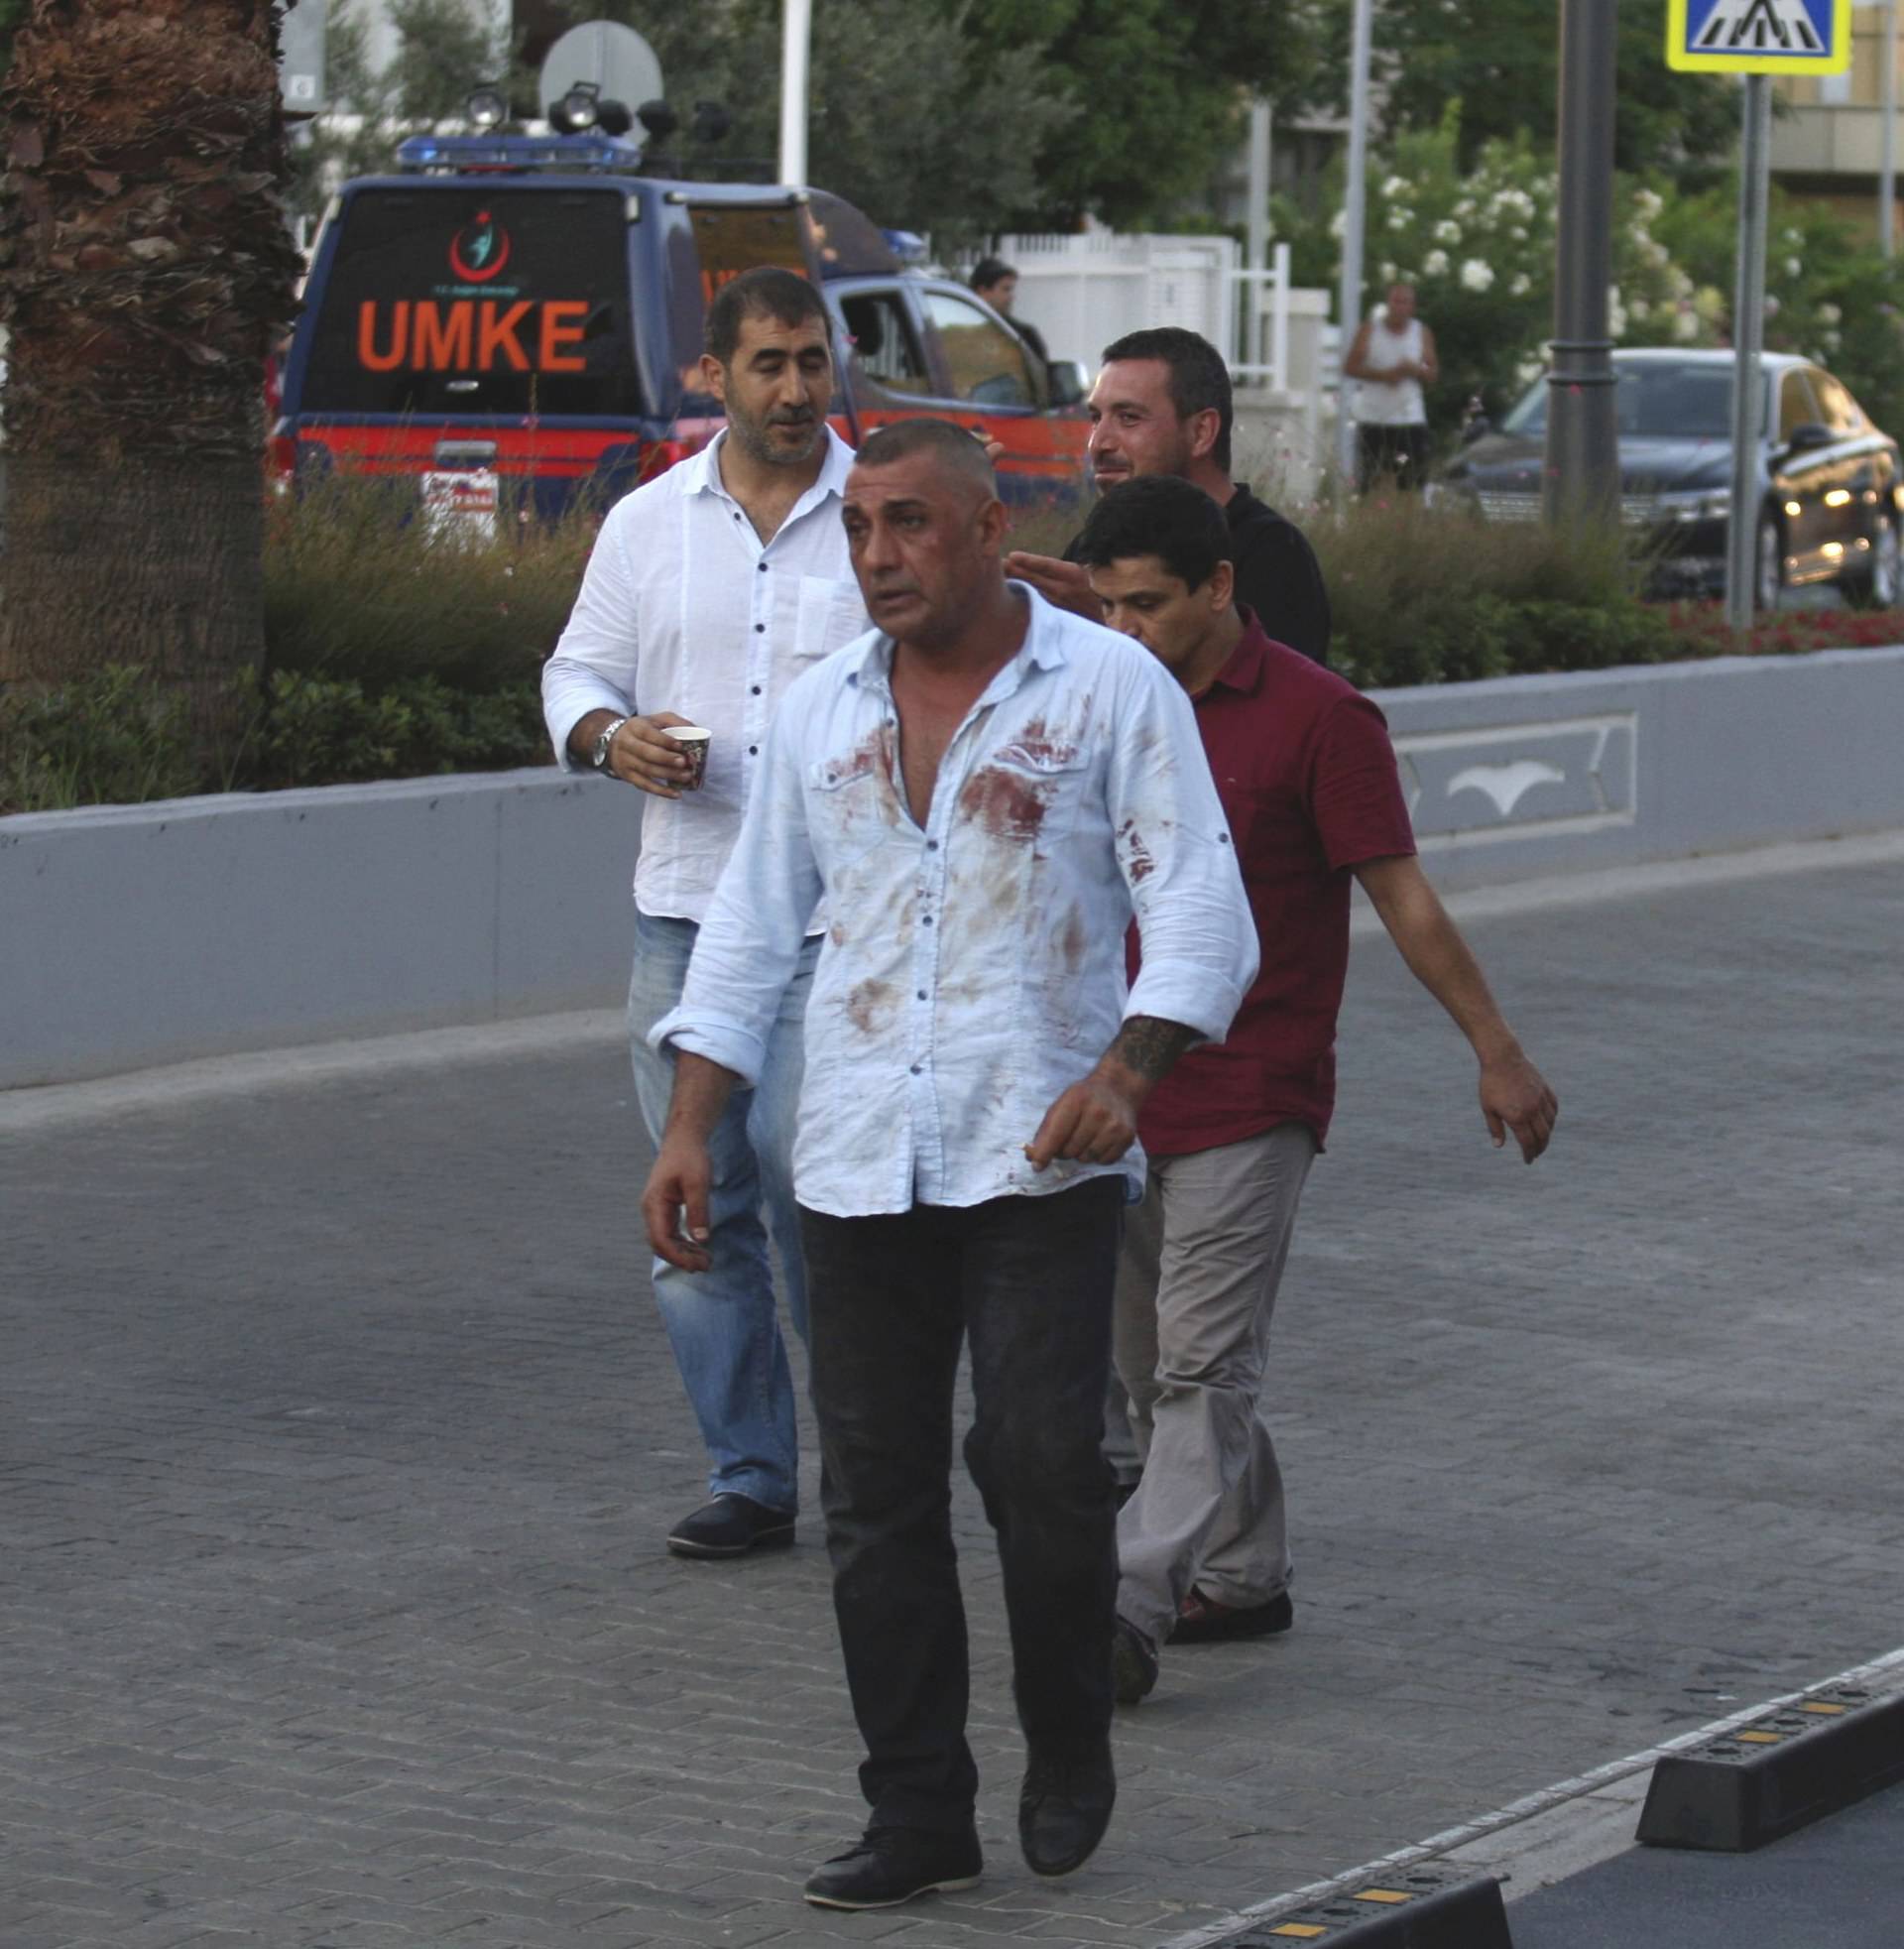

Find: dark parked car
[1435,349,1903,607]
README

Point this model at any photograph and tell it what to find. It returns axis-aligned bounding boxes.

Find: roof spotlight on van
[551,81,601,133]
[464,85,508,131]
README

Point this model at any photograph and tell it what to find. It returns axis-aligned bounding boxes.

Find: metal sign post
[1726,76,1773,630]
[1335,0,1373,492]
[1668,0,1850,627]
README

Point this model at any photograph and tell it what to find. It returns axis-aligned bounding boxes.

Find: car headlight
[1657,488,1731,523]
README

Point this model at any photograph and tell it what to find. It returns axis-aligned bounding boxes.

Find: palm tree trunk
[0,0,299,753]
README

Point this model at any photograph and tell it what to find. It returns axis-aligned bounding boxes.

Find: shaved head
[854,417,997,502]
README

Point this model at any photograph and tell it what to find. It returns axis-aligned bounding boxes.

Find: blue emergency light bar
[396,133,649,174]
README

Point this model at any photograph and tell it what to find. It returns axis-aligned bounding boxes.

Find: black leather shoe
[1018,1739,1116,1877]
[665,1494,795,1559]
[1168,1587,1293,1644]
[1112,1617,1158,1704]
[802,1825,982,1908]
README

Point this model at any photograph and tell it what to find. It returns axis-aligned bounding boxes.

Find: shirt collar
[683,424,856,513]
[850,582,1070,700]
[1204,608,1272,698]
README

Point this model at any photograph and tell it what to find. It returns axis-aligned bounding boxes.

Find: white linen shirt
[652,587,1260,1218]
[539,426,867,921]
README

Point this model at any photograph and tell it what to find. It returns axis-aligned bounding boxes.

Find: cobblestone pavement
[5,850,1903,1949]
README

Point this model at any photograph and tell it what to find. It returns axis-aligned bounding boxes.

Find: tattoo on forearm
[1108,1016,1198,1083]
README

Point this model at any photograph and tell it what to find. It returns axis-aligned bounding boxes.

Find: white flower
[1510,225,1529,242]
[1454,198,1476,218]
[1824,328,1843,350]
[1817,301,1843,323]
[1635,187,1664,220]
[1630,296,1651,319]
[1646,239,1670,268]
[1509,272,1531,296]
[1764,294,1782,316]
[1434,218,1462,243]
[1424,248,1451,276]
[1379,260,1398,284]
[1785,256,1803,278]
[1460,258,1496,292]
[1515,357,1546,386]
[1381,175,1411,199]
[1387,206,1414,231]
[1330,207,1349,239]
[1609,305,1628,339]
[1673,307,1700,341]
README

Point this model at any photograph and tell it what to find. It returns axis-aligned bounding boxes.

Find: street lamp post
[1543,0,1620,531]
[778,0,811,186]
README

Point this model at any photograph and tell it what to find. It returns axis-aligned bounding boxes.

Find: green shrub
[262,479,595,691]
[0,666,203,812]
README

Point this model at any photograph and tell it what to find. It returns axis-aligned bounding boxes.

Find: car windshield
[1501,363,1768,440]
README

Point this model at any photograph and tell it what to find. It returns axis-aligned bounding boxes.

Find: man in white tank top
[1343,282,1438,493]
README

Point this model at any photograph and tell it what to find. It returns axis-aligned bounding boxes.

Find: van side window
[920,291,1035,408]
[839,292,931,395]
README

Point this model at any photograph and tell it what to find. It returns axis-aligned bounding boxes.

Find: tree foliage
[534,0,1317,239]
[1305,0,1738,176]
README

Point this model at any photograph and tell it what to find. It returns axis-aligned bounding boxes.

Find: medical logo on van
[449,211,511,283]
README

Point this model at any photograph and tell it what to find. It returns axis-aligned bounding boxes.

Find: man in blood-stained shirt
[1073,473,1559,1708]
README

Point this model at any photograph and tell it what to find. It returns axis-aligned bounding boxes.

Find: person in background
[971,255,1050,365]
[1006,326,1332,667]
[540,267,868,1564]
[1071,474,1557,1709]
[1343,281,1438,493]
[641,420,1257,1908]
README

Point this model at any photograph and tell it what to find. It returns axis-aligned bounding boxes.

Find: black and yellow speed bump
[1226,1862,1511,1945]
[1636,1681,1904,1852]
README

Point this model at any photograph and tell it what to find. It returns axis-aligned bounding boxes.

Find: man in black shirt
[1006,326,1330,667]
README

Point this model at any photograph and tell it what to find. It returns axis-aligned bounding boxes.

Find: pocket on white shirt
[795,575,870,663]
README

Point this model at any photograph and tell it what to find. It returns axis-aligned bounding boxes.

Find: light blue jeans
[626,906,818,1516]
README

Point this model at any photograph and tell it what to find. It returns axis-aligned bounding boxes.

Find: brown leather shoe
[1168,1587,1293,1644]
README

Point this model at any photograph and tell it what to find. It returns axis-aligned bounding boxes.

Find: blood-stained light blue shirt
[652,586,1258,1219]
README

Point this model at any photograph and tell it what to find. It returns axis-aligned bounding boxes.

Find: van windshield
[301,186,642,418]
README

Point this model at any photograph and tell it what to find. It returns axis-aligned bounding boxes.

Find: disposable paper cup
[661,725,712,791]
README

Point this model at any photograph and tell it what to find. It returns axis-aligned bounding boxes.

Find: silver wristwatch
[590,715,630,774]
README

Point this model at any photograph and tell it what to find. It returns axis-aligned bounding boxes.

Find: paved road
[4,844,1903,1948]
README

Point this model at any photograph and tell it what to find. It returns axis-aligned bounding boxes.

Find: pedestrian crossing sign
[1668,0,1850,72]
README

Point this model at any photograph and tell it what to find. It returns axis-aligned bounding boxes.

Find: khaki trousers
[1113,1122,1316,1646]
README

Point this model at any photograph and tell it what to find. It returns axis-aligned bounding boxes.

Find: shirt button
[757,561,768,572]
[748,745,759,755]
[751,684,763,695]
[921,914,933,926]
[925,839,939,852]
[916,989,927,1001]
[909,1063,922,1075]
[755,623,766,633]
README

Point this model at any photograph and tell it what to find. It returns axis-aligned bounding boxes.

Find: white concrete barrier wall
[5,646,1902,1089]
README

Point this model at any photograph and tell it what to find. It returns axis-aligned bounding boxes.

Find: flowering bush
[1281,103,1904,444]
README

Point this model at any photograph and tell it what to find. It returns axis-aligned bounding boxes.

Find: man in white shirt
[540,267,868,1562]
[640,419,1257,1909]
[1343,281,1439,493]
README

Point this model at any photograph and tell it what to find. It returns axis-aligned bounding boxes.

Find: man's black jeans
[799,1178,1123,1834]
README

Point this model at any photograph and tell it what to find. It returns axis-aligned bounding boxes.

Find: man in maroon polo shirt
[1071,476,1559,1705]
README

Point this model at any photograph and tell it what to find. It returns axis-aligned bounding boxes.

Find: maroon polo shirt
[1130,611,1417,1156]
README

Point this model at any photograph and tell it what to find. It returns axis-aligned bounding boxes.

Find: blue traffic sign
[1668,0,1850,72]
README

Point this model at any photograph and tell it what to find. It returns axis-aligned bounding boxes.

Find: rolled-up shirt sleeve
[540,500,641,770]
[1108,656,1259,1042]
[648,694,822,1086]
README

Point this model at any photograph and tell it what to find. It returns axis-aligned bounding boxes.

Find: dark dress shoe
[1168,1586,1293,1644]
[1019,1739,1116,1876]
[665,1493,795,1559]
[1112,1617,1158,1704]
[802,1824,982,1908]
